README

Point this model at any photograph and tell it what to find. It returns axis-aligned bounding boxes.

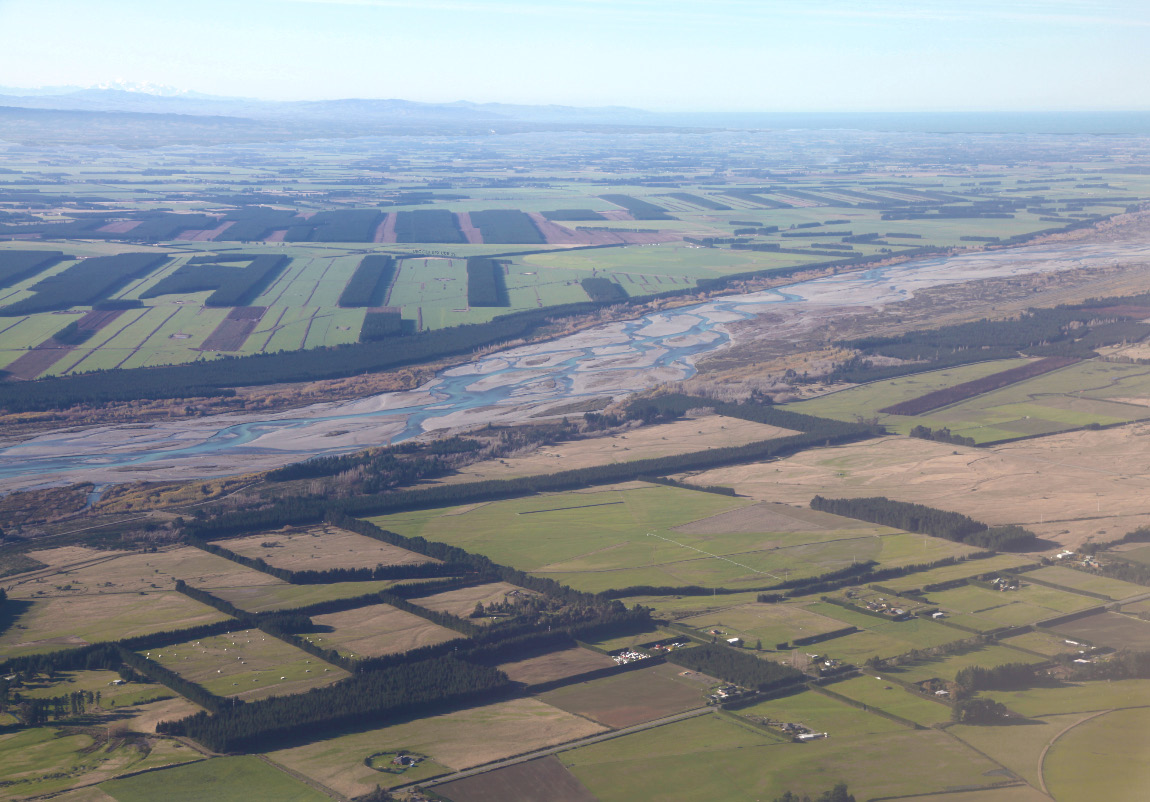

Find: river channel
[2,239,1148,493]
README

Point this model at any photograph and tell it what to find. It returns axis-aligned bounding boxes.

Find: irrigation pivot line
[645,532,782,580]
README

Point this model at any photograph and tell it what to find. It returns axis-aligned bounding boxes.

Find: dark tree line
[156,657,510,752]
[186,427,876,538]
[667,643,803,691]
[810,497,1037,551]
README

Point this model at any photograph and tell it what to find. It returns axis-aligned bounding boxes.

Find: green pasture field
[881,642,1046,683]
[141,628,348,700]
[880,554,1038,592]
[734,687,907,738]
[926,583,1098,631]
[998,629,1088,657]
[1042,707,1150,802]
[985,678,1150,717]
[19,669,173,708]
[1,727,199,800]
[677,601,854,648]
[269,698,604,797]
[789,359,1150,444]
[101,755,326,802]
[820,675,953,727]
[209,579,400,613]
[0,592,229,658]
[1024,565,1148,600]
[950,712,1085,788]
[367,483,918,594]
[1114,545,1150,566]
[559,711,1003,802]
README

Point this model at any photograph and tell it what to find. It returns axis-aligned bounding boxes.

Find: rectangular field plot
[997,629,1090,657]
[498,646,617,686]
[433,755,598,802]
[880,554,1038,592]
[370,483,904,594]
[210,579,399,613]
[269,698,606,797]
[819,676,953,727]
[308,603,461,659]
[100,755,327,802]
[140,628,349,701]
[8,545,283,598]
[0,592,228,657]
[734,687,907,739]
[926,583,1098,631]
[538,662,710,728]
[560,711,1002,802]
[881,643,1046,684]
[409,581,537,624]
[19,669,173,709]
[1025,565,1148,600]
[985,678,1150,717]
[217,525,434,572]
[677,602,853,649]
[1050,610,1150,650]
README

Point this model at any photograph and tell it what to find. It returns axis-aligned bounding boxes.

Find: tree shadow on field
[0,598,34,639]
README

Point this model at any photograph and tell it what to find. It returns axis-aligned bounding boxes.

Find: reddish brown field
[376,212,397,243]
[5,309,127,379]
[176,220,235,242]
[199,306,267,351]
[498,647,617,686]
[456,212,484,244]
[1052,611,1150,650]
[436,756,598,802]
[263,229,288,243]
[879,357,1080,415]
[538,663,708,728]
[97,221,142,234]
[599,210,635,221]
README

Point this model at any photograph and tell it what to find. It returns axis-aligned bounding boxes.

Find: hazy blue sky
[2,0,1146,111]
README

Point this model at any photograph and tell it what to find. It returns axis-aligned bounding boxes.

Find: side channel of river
[1,239,1147,492]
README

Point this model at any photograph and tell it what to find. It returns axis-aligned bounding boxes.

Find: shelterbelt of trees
[809,496,1038,551]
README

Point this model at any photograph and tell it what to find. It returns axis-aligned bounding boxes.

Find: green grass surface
[1,727,199,799]
[986,679,1150,716]
[880,555,1038,592]
[926,582,1098,631]
[560,711,1002,802]
[368,484,917,594]
[1024,565,1149,600]
[101,756,327,802]
[140,628,348,700]
[819,675,954,726]
[1043,707,1150,802]
[950,712,1084,787]
[788,359,1150,444]
[734,688,907,738]
[882,643,1046,683]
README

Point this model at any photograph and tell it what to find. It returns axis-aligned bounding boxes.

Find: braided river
[2,238,1148,493]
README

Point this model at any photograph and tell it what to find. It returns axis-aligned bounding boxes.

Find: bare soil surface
[411,582,538,623]
[456,212,484,244]
[538,662,707,729]
[1051,612,1150,650]
[435,755,598,802]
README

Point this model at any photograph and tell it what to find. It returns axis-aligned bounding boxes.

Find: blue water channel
[1,239,1140,488]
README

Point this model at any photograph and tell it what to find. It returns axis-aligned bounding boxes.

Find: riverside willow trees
[809,497,1037,551]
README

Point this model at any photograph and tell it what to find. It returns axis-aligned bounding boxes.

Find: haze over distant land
[0,0,1147,112]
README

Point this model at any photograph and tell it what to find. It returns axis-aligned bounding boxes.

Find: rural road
[412,705,714,789]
